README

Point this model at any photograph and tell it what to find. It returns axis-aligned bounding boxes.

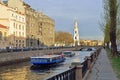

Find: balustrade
[46,47,102,80]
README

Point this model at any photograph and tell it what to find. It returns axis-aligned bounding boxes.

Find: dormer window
[14,7,18,11]
[12,14,14,16]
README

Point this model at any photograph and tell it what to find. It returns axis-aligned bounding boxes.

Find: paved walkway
[87,49,118,80]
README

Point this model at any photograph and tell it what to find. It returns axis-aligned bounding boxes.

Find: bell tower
[73,19,80,46]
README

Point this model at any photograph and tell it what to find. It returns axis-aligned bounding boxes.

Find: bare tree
[104,21,110,48]
[116,0,120,43]
[99,0,110,47]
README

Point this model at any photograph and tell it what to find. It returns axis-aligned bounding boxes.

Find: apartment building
[0,0,55,48]
[8,0,55,47]
[0,24,8,48]
[0,3,26,48]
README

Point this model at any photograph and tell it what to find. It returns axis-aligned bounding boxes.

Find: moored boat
[30,54,65,66]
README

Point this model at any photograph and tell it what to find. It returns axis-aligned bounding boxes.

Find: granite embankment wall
[0,48,75,66]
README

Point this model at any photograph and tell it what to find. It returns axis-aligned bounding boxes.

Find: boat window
[39,58,47,62]
[52,57,56,61]
[50,58,52,62]
[47,58,50,62]
[31,58,38,62]
[63,52,72,54]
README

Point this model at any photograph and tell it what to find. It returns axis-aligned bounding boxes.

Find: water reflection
[0,51,90,80]
[0,62,54,80]
[0,61,70,80]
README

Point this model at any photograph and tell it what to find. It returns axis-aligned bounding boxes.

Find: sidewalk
[87,49,118,80]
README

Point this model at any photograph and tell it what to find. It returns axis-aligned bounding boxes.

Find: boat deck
[31,55,61,59]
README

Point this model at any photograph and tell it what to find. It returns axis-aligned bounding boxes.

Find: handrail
[46,67,76,80]
[81,59,88,77]
[46,47,102,80]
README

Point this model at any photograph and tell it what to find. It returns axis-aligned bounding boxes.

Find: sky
[24,0,104,40]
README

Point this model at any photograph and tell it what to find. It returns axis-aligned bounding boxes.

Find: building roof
[0,24,8,29]
[2,1,8,4]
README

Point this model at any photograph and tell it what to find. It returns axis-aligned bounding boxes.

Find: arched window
[0,31,2,40]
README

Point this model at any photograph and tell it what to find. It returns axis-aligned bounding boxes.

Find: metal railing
[90,54,94,63]
[81,59,88,77]
[46,67,76,80]
[46,47,102,80]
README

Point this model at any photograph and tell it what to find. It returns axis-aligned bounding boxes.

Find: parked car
[79,47,96,51]
[62,51,75,57]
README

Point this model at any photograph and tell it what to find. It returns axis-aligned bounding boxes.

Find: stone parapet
[0,48,75,66]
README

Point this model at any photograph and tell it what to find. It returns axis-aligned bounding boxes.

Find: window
[19,40,21,43]
[15,7,18,11]
[13,23,15,27]
[0,32,2,40]
[22,18,24,22]
[4,32,7,40]
[19,25,21,30]
[22,44,24,47]
[16,15,17,19]
[75,37,77,39]
[14,32,15,35]
[19,44,21,47]
[19,32,21,36]
[19,16,21,21]
[16,40,18,43]
[39,26,42,32]
[22,25,24,30]
[22,32,24,36]
[12,14,14,17]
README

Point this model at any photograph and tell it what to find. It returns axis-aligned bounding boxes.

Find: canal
[0,51,93,80]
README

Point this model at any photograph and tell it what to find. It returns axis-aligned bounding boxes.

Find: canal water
[0,51,93,80]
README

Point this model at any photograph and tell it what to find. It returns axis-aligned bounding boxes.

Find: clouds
[24,0,103,40]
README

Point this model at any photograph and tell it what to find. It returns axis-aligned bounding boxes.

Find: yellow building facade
[0,0,55,48]
[0,24,8,48]
[8,0,55,47]
[80,40,103,46]
[0,3,26,48]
